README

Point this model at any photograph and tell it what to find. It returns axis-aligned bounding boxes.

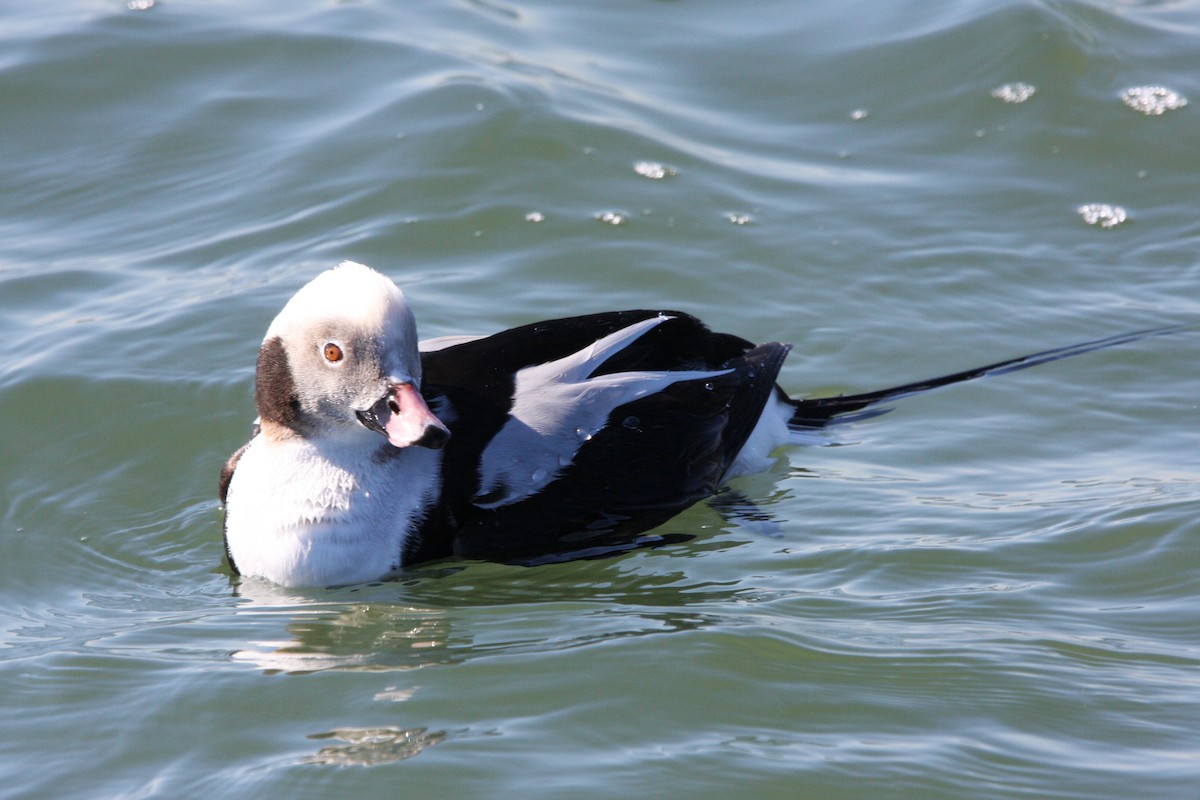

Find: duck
[220,260,1181,587]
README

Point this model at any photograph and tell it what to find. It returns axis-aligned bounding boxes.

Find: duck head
[253,261,449,449]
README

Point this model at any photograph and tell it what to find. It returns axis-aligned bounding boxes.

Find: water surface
[2,1,1199,798]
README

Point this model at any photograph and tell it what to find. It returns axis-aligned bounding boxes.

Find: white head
[255,261,449,449]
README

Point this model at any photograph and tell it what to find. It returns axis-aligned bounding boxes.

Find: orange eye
[323,342,344,363]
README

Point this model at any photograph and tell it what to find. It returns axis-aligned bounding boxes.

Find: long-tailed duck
[220,261,1180,587]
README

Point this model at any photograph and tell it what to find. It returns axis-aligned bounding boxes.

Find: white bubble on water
[595,211,626,225]
[1119,86,1187,115]
[634,161,676,180]
[1077,203,1127,229]
[991,82,1036,103]
[525,211,545,223]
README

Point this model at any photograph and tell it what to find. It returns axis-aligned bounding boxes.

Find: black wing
[409,311,788,563]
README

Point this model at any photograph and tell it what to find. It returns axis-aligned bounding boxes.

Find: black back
[406,311,789,563]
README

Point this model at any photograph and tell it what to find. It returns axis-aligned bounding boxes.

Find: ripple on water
[300,727,448,767]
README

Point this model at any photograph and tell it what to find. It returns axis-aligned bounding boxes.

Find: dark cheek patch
[255,336,306,432]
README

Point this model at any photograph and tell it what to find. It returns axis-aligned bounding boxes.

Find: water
[2,1,1199,797]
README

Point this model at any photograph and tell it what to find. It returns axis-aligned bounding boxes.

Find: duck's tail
[786,324,1195,431]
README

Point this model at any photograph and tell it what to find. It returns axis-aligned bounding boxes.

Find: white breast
[224,431,442,587]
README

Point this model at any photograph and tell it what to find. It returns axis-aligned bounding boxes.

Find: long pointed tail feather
[787,323,1196,430]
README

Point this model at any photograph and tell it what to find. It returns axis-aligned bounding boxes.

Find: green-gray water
[2,1,1198,797]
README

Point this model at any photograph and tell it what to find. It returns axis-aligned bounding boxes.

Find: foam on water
[1120,86,1187,116]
